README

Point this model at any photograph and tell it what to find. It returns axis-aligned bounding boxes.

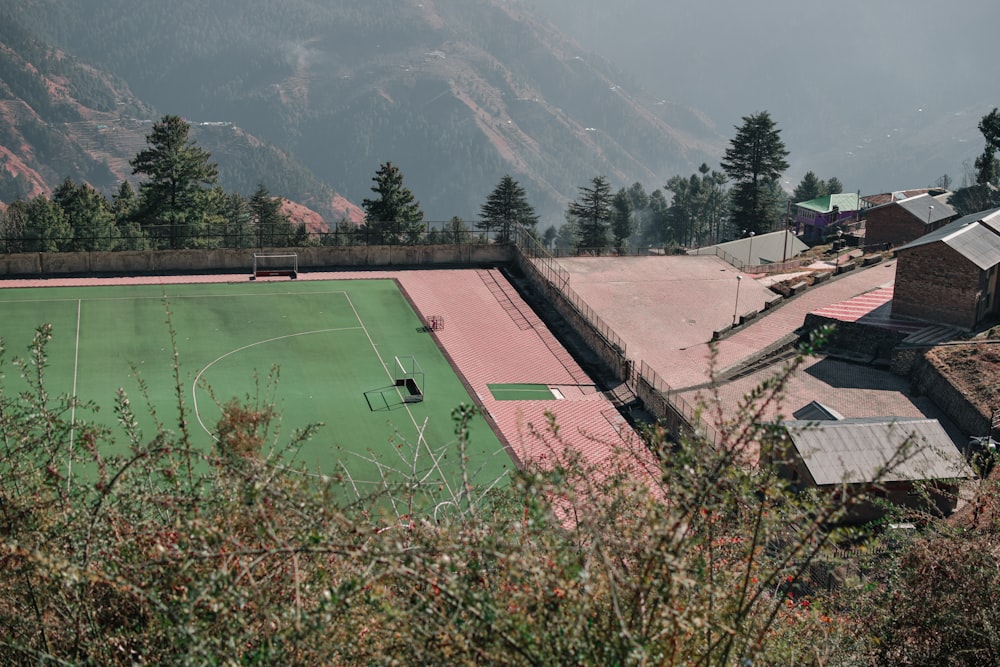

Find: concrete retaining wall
[0,245,513,277]
[513,253,630,382]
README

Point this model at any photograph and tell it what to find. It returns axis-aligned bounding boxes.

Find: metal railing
[513,225,722,447]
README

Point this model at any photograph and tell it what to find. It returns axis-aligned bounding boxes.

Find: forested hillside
[0,16,359,224]
[3,0,722,222]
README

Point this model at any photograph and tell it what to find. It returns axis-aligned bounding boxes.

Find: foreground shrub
[0,324,973,665]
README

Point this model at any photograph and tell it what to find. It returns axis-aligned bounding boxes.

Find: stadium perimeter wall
[0,245,512,276]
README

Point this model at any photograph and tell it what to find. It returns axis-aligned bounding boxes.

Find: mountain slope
[6,0,723,222]
[0,17,362,224]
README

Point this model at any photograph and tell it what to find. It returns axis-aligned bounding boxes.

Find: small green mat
[487,383,557,401]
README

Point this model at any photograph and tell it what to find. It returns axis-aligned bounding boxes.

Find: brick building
[893,207,1000,329]
[865,192,955,249]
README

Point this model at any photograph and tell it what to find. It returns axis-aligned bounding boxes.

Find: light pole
[835,229,844,271]
[927,205,934,226]
[733,274,743,326]
[746,231,755,268]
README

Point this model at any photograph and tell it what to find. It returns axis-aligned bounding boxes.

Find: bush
[0,321,976,665]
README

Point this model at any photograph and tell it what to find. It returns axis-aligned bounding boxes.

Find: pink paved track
[0,269,647,479]
[559,256,900,391]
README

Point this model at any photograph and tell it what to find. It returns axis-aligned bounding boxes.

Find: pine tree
[22,195,73,252]
[567,176,612,254]
[130,115,219,249]
[975,108,1000,185]
[361,161,424,245]
[250,184,293,247]
[53,177,116,251]
[610,188,634,253]
[792,171,824,202]
[721,111,789,234]
[110,181,146,250]
[478,174,539,244]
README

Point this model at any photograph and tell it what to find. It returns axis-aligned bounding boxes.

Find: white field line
[191,326,363,438]
[342,292,460,504]
[67,299,81,491]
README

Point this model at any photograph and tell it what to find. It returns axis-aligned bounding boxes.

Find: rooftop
[897,207,1000,269]
[783,417,971,485]
[795,193,862,213]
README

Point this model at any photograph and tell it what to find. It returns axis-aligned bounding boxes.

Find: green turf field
[488,383,557,400]
[0,279,512,496]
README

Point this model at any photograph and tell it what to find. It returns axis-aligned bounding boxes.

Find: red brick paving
[556,256,966,458]
[560,255,900,391]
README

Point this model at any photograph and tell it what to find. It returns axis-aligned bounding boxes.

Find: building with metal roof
[688,229,809,268]
[865,192,957,249]
[793,193,863,242]
[892,208,1000,329]
[777,417,971,522]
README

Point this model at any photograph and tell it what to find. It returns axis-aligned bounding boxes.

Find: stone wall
[802,313,908,365]
[0,245,513,277]
[912,353,991,439]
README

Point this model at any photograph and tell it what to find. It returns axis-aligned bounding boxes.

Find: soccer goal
[251,252,298,280]
[394,355,425,403]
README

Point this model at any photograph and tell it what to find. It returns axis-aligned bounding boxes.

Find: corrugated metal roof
[688,229,809,265]
[896,193,955,225]
[795,193,862,213]
[783,418,970,485]
[896,207,1000,268]
[945,221,1000,269]
[980,208,1000,234]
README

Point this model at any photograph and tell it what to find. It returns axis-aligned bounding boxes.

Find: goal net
[251,252,298,280]
[393,355,425,403]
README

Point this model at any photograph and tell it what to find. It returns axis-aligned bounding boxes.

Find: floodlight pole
[733,274,743,326]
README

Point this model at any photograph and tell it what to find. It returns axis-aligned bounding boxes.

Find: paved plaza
[558,254,964,449]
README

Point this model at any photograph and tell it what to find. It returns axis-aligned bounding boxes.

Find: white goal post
[393,355,425,403]
[251,252,298,280]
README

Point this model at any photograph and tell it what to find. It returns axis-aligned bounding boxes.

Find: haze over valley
[1,0,997,225]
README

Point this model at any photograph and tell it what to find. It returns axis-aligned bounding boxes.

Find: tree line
[0,115,307,252]
[9,106,999,256]
[0,110,812,255]
[0,107,870,256]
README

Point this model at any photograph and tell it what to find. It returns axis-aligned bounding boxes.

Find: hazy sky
[525,0,998,193]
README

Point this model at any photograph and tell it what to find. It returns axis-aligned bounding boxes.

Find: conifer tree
[478,174,539,244]
[567,176,612,254]
[721,111,789,234]
[53,177,116,251]
[361,161,424,244]
[130,115,219,249]
[610,187,634,253]
[975,108,1000,185]
[22,195,72,252]
[792,171,824,202]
